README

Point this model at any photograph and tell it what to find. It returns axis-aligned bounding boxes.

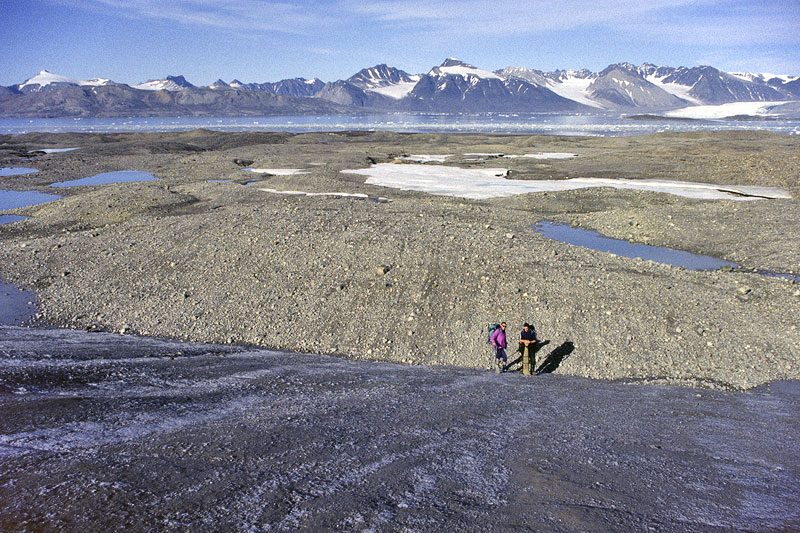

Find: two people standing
[491,321,539,375]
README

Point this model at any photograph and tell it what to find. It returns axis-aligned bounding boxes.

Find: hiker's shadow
[535,341,575,374]
[506,340,550,371]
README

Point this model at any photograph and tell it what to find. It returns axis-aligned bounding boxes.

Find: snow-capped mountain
[134,75,195,92]
[586,63,688,109]
[402,59,586,112]
[3,59,798,117]
[18,70,112,93]
[500,67,603,108]
[347,64,420,99]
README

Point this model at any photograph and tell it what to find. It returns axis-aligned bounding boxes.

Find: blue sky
[1,0,798,86]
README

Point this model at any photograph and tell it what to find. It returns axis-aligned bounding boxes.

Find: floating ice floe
[257,187,390,202]
[400,155,451,163]
[244,168,310,175]
[342,163,791,201]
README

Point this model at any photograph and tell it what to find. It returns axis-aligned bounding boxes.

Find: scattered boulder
[232,158,254,167]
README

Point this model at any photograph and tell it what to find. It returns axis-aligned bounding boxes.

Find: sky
[1,0,798,86]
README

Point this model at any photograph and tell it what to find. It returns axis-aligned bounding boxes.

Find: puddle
[0,167,40,177]
[0,280,38,326]
[0,189,62,211]
[534,221,736,270]
[207,179,231,183]
[51,170,156,188]
[0,215,29,225]
[534,221,800,280]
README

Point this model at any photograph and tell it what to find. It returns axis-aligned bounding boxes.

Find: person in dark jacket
[491,322,507,373]
[519,322,539,375]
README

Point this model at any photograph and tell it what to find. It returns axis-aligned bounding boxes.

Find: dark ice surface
[50,170,156,188]
[534,221,737,271]
[1,326,798,531]
[0,282,38,326]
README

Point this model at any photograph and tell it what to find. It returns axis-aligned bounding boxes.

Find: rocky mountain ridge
[2,59,798,117]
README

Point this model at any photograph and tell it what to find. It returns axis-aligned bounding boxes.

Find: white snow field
[343,163,791,201]
[546,76,604,108]
[665,101,793,119]
[244,168,310,175]
[32,148,81,154]
[257,187,390,202]
[505,153,578,159]
[400,155,451,163]
[370,80,420,99]
[19,71,110,89]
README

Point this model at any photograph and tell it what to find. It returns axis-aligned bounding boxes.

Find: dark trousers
[494,346,507,363]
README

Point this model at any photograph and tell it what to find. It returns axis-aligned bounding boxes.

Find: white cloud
[55,0,333,34]
[348,0,703,34]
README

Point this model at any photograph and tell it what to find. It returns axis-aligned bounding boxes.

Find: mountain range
[1,58,798,118]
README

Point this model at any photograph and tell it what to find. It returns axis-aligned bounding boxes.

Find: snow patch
[505,153,577,159]
[401,155,451,163]
[18,71,112,89]
[32,147,81,154]
[258,188,390,202]
[546,77,604,108]
[433,65,501,80]
[245,168,310,175]
[342,163,790,201]
[370,81,419,99]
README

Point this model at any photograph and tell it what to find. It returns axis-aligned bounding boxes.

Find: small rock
[233,158,254,167]
[737,286,752,295]
[377,265,391,275]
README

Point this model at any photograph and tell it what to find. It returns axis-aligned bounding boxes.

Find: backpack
[488,323,501,344]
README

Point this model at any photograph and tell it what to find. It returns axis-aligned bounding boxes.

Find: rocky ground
[1,130,799,390]
[1,326,798,531]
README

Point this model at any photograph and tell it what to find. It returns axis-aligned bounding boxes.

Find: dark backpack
[488,323,500,344]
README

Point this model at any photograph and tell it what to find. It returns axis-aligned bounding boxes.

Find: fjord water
[1,113,799,135]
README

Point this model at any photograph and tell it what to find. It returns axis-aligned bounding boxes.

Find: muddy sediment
[1,129,799,390]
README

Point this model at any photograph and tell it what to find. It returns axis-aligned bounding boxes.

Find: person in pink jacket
[491,322,507,373]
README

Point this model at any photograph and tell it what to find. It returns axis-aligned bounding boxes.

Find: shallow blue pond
[51,170,156,187]
[0,167,40,176]
[0,215,29,225]
[0,189,62,211]
[533,221,737,271]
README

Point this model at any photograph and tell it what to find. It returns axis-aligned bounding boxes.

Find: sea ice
[342,163,791,201]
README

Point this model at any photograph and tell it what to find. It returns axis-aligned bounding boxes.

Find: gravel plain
[1,129,799,390]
